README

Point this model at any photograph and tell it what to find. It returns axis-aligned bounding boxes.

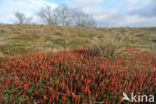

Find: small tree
[72,9,96,27]
[15,12,33,24]
[38,6,57,25]
[53,5,73,26]
[38,5,96,27]
[15,12,26,24]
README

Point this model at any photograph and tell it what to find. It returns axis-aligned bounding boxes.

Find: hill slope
[0,25,156,103]
[0,24,156,58]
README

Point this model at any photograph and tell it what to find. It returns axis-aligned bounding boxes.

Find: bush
[89,34,124,57]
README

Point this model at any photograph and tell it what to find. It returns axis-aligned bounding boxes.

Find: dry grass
[0,24,156,58]
[89,34,124,57]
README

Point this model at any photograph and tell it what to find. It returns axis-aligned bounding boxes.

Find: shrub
[89,34,124,57]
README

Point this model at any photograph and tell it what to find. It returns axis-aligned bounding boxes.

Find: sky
[0,0,156,27]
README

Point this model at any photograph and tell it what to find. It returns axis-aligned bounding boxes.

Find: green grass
[0,24,156,58]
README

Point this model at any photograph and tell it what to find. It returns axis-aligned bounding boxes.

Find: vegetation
[0,49,155,103]
[89,34,124,57]
[0,25,155,58]
[14,12,33,24]
[0,24,156,103]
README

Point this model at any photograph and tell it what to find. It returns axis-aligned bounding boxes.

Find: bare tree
[15,12,33,24]
[53,5,73,26]
[72,9,96,27]
[37,5,96,27]
[53,5,96,27]
[38,6,57,25]
[15,12,26,24]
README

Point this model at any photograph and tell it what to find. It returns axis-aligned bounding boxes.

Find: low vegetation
[0,25,155,58]
[89,34,124,57]
[0,25,156,103]
[0,49,155,103]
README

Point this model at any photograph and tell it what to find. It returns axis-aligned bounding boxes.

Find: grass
[89,34,124,57]
[0,24,156,58]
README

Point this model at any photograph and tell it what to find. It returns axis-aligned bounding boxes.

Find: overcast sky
[0,0,156,27]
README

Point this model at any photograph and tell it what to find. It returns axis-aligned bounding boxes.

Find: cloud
[97,14,156,27]
[0,0,155,27]
[95,0,156,27]
[127,0,139,4]
[73,0,105,7]
[73,0,104,4]
[0,0,57,23]
[70,0,156,27]
[128,0,156,17]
